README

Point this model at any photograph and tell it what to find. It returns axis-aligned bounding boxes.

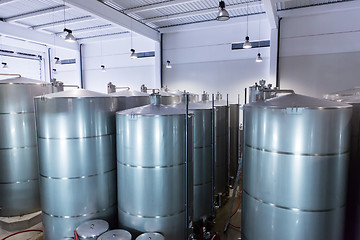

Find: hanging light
[52,68,57,74]
[243,36,252,49]
[64,28,76,42]
[216,1,230,21]
[101,65,106,72]
[166,60,172,69]
[2,62,8,69]
[256,53,263,63]
[243,2,252,49]
[130,49,137,59]
[54,57,61,64]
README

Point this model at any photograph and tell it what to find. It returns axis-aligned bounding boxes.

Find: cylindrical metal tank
[0,77,52,217]
[76,219,109,240]
[109,89,150,111]
[242,93,352,240]
[324,87,360,240]
[116,95,193,240]
[136,233,165,240]
[214,93,229,205]
[229,103,240,188]
[34,89,117,240]
[159,90,181,105]
[98,230,132,240]
[172,99,213,222]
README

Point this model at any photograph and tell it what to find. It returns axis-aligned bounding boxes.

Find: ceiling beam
[143,1,261,23]
[0,21,78,50]
[55,24,114,36]
[31,16,94,30]
[0,0,18,5]
[122,0,201,14]
[262,0,278,29]
[5,5,70,23]
[65,0,160,41]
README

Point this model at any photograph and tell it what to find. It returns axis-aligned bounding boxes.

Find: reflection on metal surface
[242,93,352,240]
[0,76,52,217]
[35,89,117,239]
[117,162,185,169]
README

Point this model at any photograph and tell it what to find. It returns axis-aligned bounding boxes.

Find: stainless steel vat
[229,103,239,188]
[324,88,360,240]
[34,89,117,240]
[0,77,52,217]
[159,90,181,105]
[214,94,229,204]
[76,219,109,240]
[172,100,212,222]
[242,93,352,240]
[98,230,132,240]
[109,89,150,111]
[135,233,165,240]
[116,95,193,240]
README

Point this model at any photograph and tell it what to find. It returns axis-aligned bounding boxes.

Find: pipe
[244,88,247,104]
[226,94,230,193]
[48,48,52,82]
[0,73,21,77]
[63,84,80,89]
[160,33,164,88]
[211,94,215,217]
[276,17,283,88]
[79,44,84,89]
[185,93,190,239]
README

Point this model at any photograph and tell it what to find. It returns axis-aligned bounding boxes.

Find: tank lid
[172,101,212,110]
[0,77,51,85]
[117,103,187,116]
[324,87,360,104]
[246,93,352,109]
[109,89,149,97]
[98,230,132,240]
[135,233,165,240]
[35,89,109,99]
[76,220,109,238]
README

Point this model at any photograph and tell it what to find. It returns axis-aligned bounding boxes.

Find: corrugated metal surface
[276,0,348,11]
[0,0,58,18]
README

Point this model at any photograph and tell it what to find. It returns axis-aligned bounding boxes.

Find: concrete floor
[0,222,43,240]
[213,189,242,240]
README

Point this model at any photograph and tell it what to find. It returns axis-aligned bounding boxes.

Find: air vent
[136,51,155,58]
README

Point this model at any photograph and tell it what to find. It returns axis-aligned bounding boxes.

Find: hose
[0,229,43,240]
[229,189,242,229]
[74,230,79,240]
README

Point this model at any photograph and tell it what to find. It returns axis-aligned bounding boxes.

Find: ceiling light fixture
[243,1,252,49]
[101,65,106,72]
[63,0,75,42]
[52,68,57,74]
[166,60,172,69]
[2,62,8,69]
[216,1,230,21]
[130,48,137,59]
[64,28,76,42]
[54,57,61,64]
[256,53,263,62]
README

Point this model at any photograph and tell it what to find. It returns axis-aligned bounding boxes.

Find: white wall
[279,6,360,98]
[81,35,157,94]
[0,34,80,86]
[162,15,272,104]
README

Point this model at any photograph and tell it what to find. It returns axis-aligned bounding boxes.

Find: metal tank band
[242,93,352,240]
[34,89,117,240]
[0,77,52,217]
[116,95,193,240]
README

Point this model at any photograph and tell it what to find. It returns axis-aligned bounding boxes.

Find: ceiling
[0,0,351,42]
